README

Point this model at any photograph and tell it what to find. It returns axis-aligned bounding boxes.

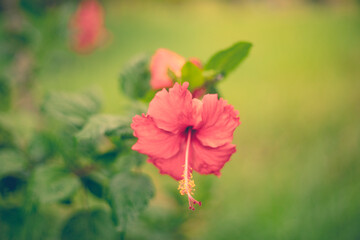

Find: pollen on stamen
[178,172,195,195]
[178,171,201,210]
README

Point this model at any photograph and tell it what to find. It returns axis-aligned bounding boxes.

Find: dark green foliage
[21,210,58,240]
[0,149,27,178]
[59,198,73,205]
[0,207,25,240]
[0,208,57,240]
[0,124,14,149]
[30,165,81,203]
[0,77,11,112]
[95,150,119,164]
[61,209,116,240]
[76,114,133,144]
[119,54,152,100]
[126,207,187,240]
[20,0,68,16]
[109,172,155,229]
[205,41,252,77]
[0,175,26,197]
[27,132,56,163]
[112,151,146,173]
[42,91,102,129]
[81,175,104,199]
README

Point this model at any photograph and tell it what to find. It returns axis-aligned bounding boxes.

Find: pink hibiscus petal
[195,94,240,148]
[191,138,236,176]
[148,82,197,134]
[131,114,182,159]
[191,98,203,129]
[150,48,186,90]
[148,139,188,180]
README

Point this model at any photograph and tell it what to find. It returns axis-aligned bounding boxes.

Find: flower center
[178,129,202,210]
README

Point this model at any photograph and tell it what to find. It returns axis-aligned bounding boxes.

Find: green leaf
[0,150,26,177]
[95,150,119,164]
[207,84,221,96]
[126,206,187,240]
[0,77,11,112]
[27,132,56,163]
[81,176,104,199]
[76,114,133,143]
[112,151,146,173]
[0,175,26,197]
[20,209,58,240]
[0,207,25,240]
[119,54,151,100]
[202,69,218,81]
[0,123,14,149]
[109,172,155,230]
[61,209,115,240]
[204,41,252,77]
[42,91,101,128]
[181,61,204,90]
[31,165,80,203]
[0,207,58,240]
[0,112,37,147]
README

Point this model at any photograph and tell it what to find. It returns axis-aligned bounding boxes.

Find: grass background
[37,2,360,239]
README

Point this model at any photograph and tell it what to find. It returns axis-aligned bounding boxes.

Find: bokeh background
[1,0,360,239]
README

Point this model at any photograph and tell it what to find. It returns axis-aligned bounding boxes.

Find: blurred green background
[2,0,360,239]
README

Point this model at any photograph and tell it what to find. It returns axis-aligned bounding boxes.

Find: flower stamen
[178,129,201,210]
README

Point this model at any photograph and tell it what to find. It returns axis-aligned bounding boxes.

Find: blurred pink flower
[131,82,240,210]
[70,0,108,53]
[150,49,202,90]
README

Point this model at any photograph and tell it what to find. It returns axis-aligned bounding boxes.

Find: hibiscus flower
[131,82,240,210]
[150,49,202,90]
[70,0,108,53]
